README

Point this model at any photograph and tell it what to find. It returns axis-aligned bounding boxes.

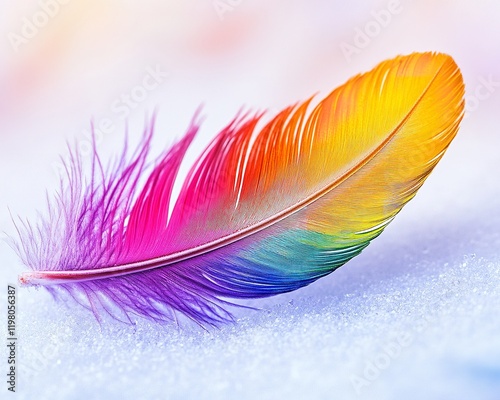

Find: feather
[12,52,465,325]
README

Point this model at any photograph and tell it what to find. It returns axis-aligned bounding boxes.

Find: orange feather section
[169,53,464,253]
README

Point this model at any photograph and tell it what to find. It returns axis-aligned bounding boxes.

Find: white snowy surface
[3,124,500,400]
[1,1,499,399]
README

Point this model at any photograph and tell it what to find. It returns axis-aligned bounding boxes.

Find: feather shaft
[12,52,465,324]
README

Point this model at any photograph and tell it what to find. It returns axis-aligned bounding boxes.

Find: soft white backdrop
[1,1,499,399]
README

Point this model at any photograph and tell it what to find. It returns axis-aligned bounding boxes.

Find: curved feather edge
[12,52,465,325]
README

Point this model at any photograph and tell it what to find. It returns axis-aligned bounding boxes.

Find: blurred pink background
[1,0,498,270]
[1,0,499,294]
[1,1,498,204]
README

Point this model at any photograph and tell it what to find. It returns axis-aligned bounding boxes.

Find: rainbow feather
[12,52,465,325]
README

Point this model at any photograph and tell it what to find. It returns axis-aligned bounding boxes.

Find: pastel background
[0,1,499,399]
